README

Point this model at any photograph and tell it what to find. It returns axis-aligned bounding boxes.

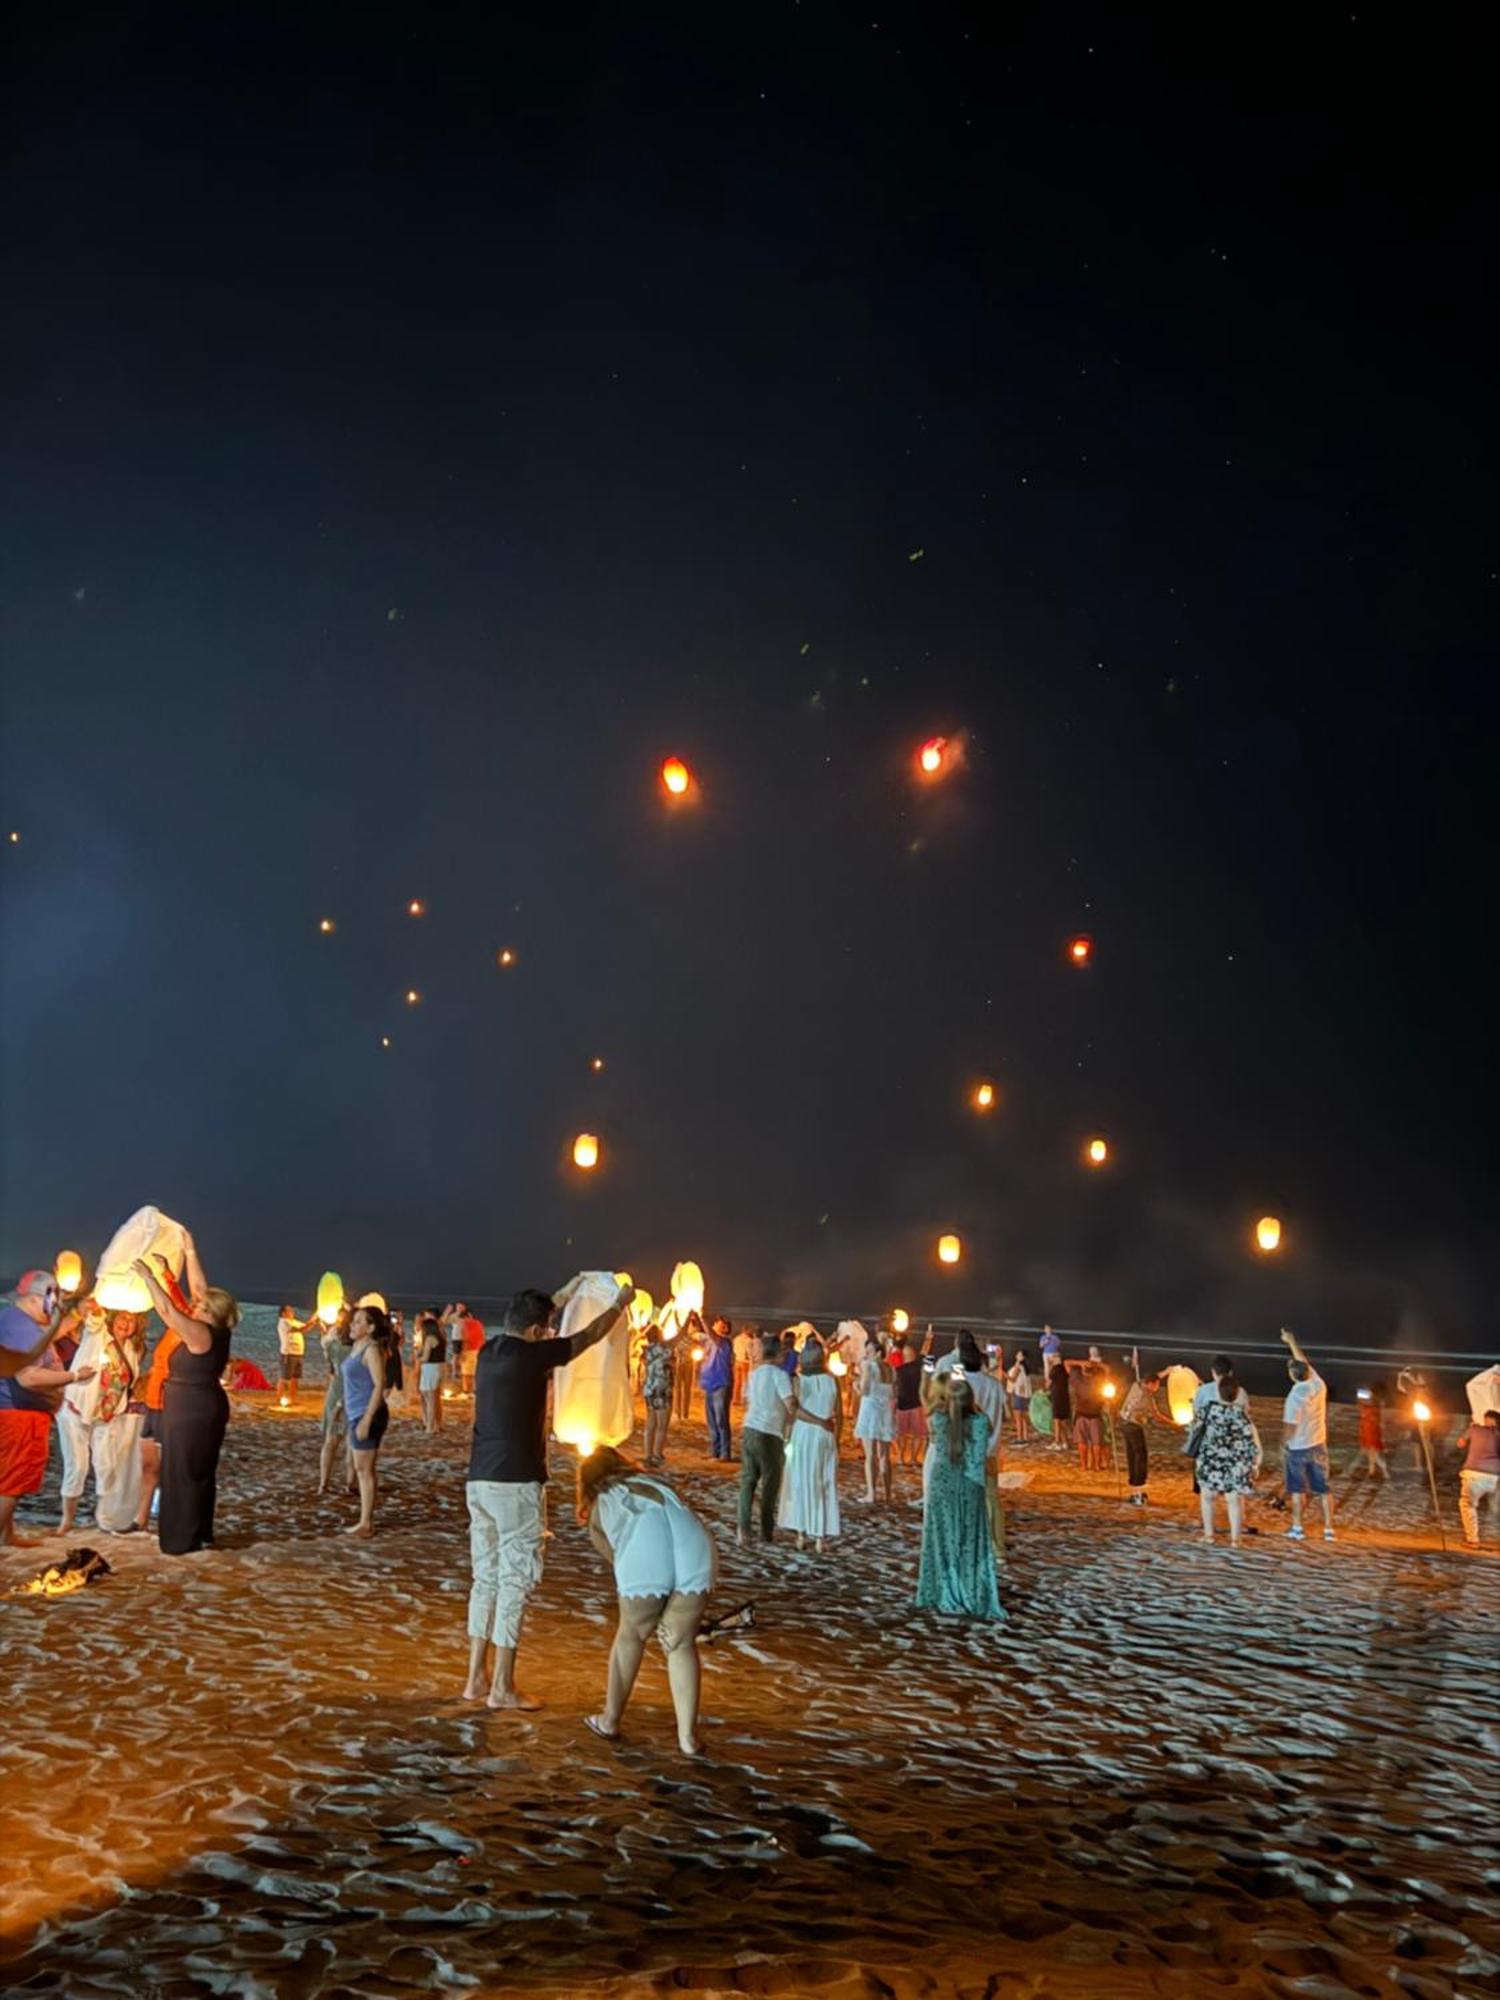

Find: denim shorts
[1284,1445,1329,1495]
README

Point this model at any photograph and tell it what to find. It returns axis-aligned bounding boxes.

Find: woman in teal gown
[916,1375,1003,1620]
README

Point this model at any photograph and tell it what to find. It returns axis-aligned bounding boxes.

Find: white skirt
[778,1425,841,1537]
[854,1384,895,1442]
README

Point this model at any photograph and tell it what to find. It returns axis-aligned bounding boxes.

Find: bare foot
[460,1682,487,1703]
[678,1736,702,1757]
[487,1687,542,1712]
[5,1534,42,1550]
[343,1522,373,1538]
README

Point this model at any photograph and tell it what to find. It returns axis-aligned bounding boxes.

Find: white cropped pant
[466,1480,545,1648]
[57,1407,144,1531]
[1459,1470,1498,1544]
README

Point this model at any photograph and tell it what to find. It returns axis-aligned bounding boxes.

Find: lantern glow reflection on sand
[572,1132,600,1170]
[54,1250,83,1295]
[937,1233,962,1265]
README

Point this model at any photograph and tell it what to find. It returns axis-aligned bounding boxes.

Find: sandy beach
[3,1369,1497,2000]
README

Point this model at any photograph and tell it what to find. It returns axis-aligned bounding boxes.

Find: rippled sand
[2,1387,1497,1998]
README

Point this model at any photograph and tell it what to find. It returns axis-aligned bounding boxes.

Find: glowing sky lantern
[572,1131,600,1170]
[972,1080,996,1111]
[590,1056,605,1072]
[661,756,691,797]
[497,947,517,968]
[407,898,426,917]
[54,1250,83,1295]
[1085,1136,1109,1166]
[628,1287,655,1331]
[316,1271,345,1326]
[1067,933,1093,966]
[1255,1215,1283,1254]
[937,1232,962,1266]
[318,917,336,935]
[553,1273,635,1453]
[405,988,421,1006]
[93,1206,187,1314]
[917,735,947,777]
[1165,1365,1201,1427]
[891,1308,911,1335]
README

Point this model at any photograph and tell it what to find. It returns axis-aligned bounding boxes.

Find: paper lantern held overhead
[1255,1215,1282,1253]
[572,1132,600,1170]
[54,1249,83,1296]
[552,1273,635,1454]
[94,1206,188,1314]
[317,1272,345,1326]
[937,1232,962,1266]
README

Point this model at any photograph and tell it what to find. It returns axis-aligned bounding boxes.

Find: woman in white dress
[854,1338,895,1504]
[58,1307,147,1535]
[779,1339,842,1549]
[578,1446,717,1755]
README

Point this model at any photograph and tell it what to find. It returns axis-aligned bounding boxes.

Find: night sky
[2,8,1495,1346]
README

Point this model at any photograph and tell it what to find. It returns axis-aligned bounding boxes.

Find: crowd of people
[4,1254,1498,1753]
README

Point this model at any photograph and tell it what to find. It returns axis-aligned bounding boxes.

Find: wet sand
[3,1386,1497,1998]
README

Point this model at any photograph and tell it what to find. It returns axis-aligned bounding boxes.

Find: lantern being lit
[572,1132,600,1171]
[317,1271,345,1327]
[661,756,691,797]
[937,1233,962,1266]
[54,1250,83,1296]
[1255,1215,1283,1254]
[1165,1365,1201,1427]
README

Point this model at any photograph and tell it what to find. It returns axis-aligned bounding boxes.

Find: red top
[462,1315,486,1352]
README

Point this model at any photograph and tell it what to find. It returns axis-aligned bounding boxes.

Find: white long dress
[778,1373,841,1537]
[854,1357,895,1442]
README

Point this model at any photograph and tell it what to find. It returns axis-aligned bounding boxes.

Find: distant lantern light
[891,1308,911,1335]
[407,899,426,917]
[55,1250,83,1295]
[497,947,517,968]
[6,831,19,845]
[573,1131,600,1170]
[1085,1137,1109,1166]
[1067,933,1093,966]
[1255,1215,1283,1254]
[405,988,421,1006]
[973,1080,996,1111]
[917,736,947,777]
[380,1036,392,1048]
[661,756,691,797]
[937,1232,962,1266]
[319,917,336,935]
[590,1056,605,1072]
[316,1271,345,1327]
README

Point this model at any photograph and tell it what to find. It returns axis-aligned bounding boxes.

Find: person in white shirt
[276,1305,308,1405]
[732,1326,758,1406]
[1280,1328,1333,1541]
[737,1334,794,1545]
[1464,1363,1500,1424]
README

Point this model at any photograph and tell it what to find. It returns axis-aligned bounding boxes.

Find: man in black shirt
[463,1274,634,1711]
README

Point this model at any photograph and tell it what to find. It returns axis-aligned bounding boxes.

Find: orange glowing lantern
[891,1308,911,1336]
[55,1250,83,1296]
[917,736,947,777]
[972,1080,996,1111]
[590,1056,605,1072]
[937,1232,962,1266]
[1067,934,1093,966]
[572,1132,600,1170]
[661,757,691,797]
[497,947,517,968]
[1085,1137,1109,1167]
[1255,1215,1282,1254]
[319,917,336,935]
[316,1271,344,1327]
[405,989,421,1006]
[407,899,426,918]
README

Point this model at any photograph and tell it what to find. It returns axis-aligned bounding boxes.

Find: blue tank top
[342,1345,377,1429]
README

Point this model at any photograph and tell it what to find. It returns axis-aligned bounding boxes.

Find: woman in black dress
[135,1238,240,1555]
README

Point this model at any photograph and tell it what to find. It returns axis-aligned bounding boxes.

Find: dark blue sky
[2,7,1495,1341]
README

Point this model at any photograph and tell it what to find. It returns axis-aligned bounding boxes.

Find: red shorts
[0,1409,53,1497]
[894,1406,927,1439]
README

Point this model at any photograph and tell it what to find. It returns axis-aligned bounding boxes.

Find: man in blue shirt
[699,1317,736,1460]
[1,1270,96,1547]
